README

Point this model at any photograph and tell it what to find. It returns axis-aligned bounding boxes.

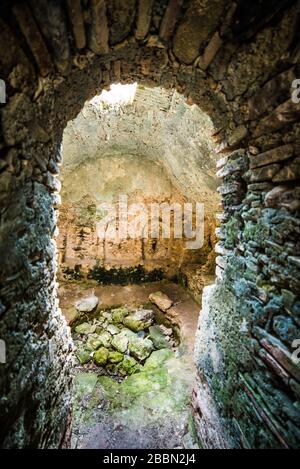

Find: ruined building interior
[0,0,300,451]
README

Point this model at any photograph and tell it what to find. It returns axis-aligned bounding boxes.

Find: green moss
[76,349,92,365]
[75,322,96,335]
[86,336,102,351]
[93,347,109,366]
[72,372,102,426]
[98,356,189,417]
[243,219,270,245]
[224,217,240,249]
[144,349,174,370]
[108,351,124,364]
[118,356,138,375]
[111,307,129,324]
[62,266,83,281]
[76,204,102,228]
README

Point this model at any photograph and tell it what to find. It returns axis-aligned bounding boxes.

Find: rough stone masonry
[0,0,300,449]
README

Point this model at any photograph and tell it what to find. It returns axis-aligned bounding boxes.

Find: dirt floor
[59,280,202,353]
[59,280,211,449]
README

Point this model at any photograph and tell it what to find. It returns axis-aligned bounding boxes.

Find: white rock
[75,293,99,313]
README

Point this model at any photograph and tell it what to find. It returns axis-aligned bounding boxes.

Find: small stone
[149,291,173,312]
[292,301,300,316]
[76,349,92,365]
[75,294,99,313]
[111,332,129,353]
[250,144,294,169]
[135,0,154,41]
[86,335,102,351]
[108,351,124,364]
[228,125,248,148]
[97,331,112,348]
[101,312,112,321]
[149,325,172,350]
[265,186,289,208]
[248,164,281,183]
[119,356,138,375]
[273,316,299,345]
[128,337,154,361]
[198,32,222,70]
[123,309,154,332]
[273,156,300,183]
[159,325,173,336]
[111,307,129,324]
[75,322,96,335]
[106,324,120,335]
[93,347,109,366]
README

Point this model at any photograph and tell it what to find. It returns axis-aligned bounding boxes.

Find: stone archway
[0,0,300,449]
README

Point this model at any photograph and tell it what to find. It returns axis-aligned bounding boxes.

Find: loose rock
[128,336,154,361]
[149,291,173,312]
[93,347,109,366]
[75,294,99,313]
[75,322,96,335]
[123,309,154,332]
[111,331,129,353]
[149,325,172,350]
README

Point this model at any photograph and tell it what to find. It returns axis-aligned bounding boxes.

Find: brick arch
[0,0,300,449]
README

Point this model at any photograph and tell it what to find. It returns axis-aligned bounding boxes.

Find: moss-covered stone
[149,325,172,350]
[97,331,112,348]
[122,317,142,332]
[76,348,92,365]
[108,351,124,364]
[106,324,120,335]
[123,309,154,332]
[224,216,241,249]
[111,331,129,353]
[128,336,154,361]
[144,349,174,370]
[75,322,96,335]
[86,335,102,351]
[111,307,129,324]
[101,312,113,322]
[93,347,109,366]
[118,356,138,375]
[75,294,99,313]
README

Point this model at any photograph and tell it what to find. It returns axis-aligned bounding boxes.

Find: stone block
[149,291,173,311]
[67,0,86,50]
[135,0,154,41]
[160,0,184,41]
[12,3,53,77]
[273,157,300,183]
[89,0,109,55]
[248,164,281,182]
[173,0,225,64]
[250,144,294,169]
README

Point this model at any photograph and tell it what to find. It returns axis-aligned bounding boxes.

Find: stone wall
[0,0,299,449]
[194,55,300,449]
[57,87,219,283]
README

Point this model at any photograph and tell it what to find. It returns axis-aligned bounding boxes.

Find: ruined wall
[194,21,300,449]
[58,87,219,282]
[0,0,299,449]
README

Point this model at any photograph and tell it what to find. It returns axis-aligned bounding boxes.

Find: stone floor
[59,280,210,449]
[59,280,202,352]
